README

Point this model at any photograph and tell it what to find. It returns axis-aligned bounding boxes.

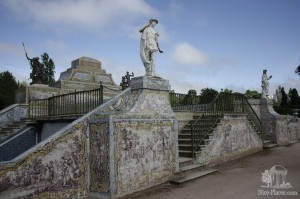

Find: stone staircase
[0,118,37,143]
[178,115,221,158]
[172,115,221,184]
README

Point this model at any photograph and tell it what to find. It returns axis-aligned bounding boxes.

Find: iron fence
[29,86,103,118]
[170,92,209,111]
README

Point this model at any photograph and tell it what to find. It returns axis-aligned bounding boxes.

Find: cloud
[1,0,159,34]
[0,41,25,58]
[171,42,209,66]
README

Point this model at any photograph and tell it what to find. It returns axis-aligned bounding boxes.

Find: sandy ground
[116,142,300,199]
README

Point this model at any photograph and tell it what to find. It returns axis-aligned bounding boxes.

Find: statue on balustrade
[139,18,163,77]
[261,69,272,99]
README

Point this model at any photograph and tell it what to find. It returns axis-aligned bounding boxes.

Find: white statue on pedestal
[139,18,163,76]
[261,69,272,99]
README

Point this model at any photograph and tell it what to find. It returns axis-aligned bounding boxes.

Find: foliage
[245,90,262,99]
[0,71,18,109]
[41,53,55,83]
[17,81,29,88]
[200,88,218,103]
[274,87,300,115]
[280,87,288,107]
[183,89,200,105]
[223,88,233,93]
[288,88,300,107]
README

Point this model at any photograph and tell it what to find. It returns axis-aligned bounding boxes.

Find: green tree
[245,90,262,99]
[200,88,218,103]
[0,71,18,109]
[41,53,55,83]
[223,88,233,93]
[289,88,300,107]
[280,87,288,107]
[183,89,199,105]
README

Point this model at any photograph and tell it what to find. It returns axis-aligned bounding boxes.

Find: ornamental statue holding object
[139,18,163,77]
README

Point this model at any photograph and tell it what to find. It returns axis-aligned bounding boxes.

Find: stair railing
[191,92,262,157]
[242,97,263,138]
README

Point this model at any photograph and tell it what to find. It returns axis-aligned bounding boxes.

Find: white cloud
[171,42,209,66]
[2,0,159,34]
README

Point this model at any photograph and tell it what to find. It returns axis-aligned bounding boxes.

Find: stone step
[179,163,202,173]
[263,143,278,149]
[179,157,193,167]
[171,169,219,185]
[178,134,192,139]
[178,138,192,145]
[178,144,193,151]
[179,150,193,158]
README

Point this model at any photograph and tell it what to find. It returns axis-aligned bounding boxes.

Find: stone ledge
[130,76,170,91]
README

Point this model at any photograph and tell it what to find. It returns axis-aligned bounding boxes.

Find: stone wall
[195,114,263,166]
[0,76,178,199]
[0,127,36,162]
[248,99,300,145]
[0,120,89,198]
[0,104,28,128]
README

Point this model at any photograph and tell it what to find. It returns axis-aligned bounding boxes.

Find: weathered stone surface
[248,99,296,146]
[1,76,177,198]
[195,114,263,166]
[130,76,170,91]
[89,77,177,197]
[0,104,28,128]
[0,121,88,198]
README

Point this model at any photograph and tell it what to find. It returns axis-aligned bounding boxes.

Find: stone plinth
[89,76,178,198]
[130,76,171,91]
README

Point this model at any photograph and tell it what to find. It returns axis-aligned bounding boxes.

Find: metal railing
[170,92,209,111]
[29,86,103,118]
[191,92,262,156]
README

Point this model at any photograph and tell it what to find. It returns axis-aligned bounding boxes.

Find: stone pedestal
[249,99,289,146]
[88,76,178,198]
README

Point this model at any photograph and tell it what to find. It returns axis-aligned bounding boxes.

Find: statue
[120,71,134,90]
[261,69,272,99]
[23,43,47,84]
[139,18,163,77]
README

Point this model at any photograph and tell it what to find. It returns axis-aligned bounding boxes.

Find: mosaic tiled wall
[115,120,176,195]
[0,121,88,199]
[89,122,110,194]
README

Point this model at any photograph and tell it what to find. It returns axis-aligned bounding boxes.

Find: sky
[0,0,299,96]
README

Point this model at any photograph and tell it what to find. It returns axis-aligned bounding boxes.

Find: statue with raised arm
[261,69,272,99]
[139,18,163,77]
[23,43,47,84]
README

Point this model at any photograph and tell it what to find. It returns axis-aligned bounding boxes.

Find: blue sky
[0,0,299,95]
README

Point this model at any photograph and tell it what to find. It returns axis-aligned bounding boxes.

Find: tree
[223,88,233,93]
[0,71,18,109]
[280,87,288,107]
[41,53,55,83]
[289,88,300,107]
[200,88,218,103]
[245,90,262,99]
[183,89,199,105]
